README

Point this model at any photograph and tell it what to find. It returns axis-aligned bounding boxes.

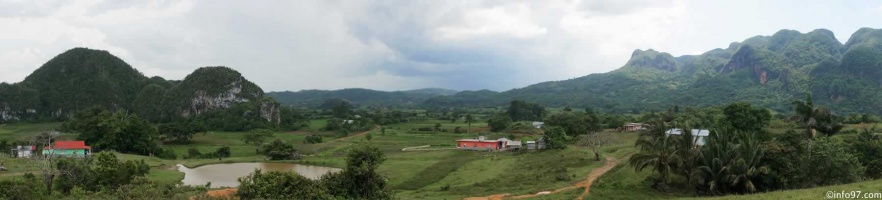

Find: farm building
[525,138,547,150]
[532,122,545,129]
[665,129,711,146]
[456,136,522,151]
[10,145,36,158]
[623,123,645,131]
[42,141,92,157]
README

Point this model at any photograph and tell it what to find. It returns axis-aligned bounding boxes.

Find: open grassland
[0,122,68,141]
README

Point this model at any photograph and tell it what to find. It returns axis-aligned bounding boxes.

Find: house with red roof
[42,141,92,157]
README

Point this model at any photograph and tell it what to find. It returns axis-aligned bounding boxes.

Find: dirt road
[464,157,619,200]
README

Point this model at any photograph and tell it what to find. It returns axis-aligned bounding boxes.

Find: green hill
[425,28,882,114]
[0,48,286,127]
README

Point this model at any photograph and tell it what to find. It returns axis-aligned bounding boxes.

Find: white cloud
[435,4,547,40]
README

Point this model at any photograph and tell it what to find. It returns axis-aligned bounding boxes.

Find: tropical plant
[630,121,681,188]
[791,94,842,138]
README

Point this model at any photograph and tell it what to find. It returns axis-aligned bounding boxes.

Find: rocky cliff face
[627,49,678,71]
[171,66,280,124]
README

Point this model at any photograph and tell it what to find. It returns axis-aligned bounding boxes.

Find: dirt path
[463,157,619,200]
[328,125,379,143]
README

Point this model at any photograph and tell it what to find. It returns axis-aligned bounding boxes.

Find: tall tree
[465,114,473,134]
[723,102,772,132]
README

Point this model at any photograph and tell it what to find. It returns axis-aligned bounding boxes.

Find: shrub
[304,134,323,144]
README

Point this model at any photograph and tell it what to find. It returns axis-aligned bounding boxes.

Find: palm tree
[813,107,844,137]
[792,94,844,138]
[630,120,682,188]
[724,131,768,193]
[691,129,768,194]
[674,124,701,187]
[792,94,819,138]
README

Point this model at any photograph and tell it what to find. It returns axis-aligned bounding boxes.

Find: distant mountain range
[267,88,459,107]
[273,27,882,114]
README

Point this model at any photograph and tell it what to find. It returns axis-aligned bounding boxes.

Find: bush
[237,170,333,200]
[215,146,231,160]
[304,134,323,144]
[186,147,202,159]
[155,148,177,160]
[261,139,298,160]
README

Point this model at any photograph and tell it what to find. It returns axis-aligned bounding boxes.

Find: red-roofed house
[42,141,91,157]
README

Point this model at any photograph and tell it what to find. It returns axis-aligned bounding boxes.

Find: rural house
[42,141,92,157]
[532,122,545,129]
[456,136,522,151]
[525,138,546,150]
[10,145,36,158]
[665,129,711,146]
[623,123,646,131]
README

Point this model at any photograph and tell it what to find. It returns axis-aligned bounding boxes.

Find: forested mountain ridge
[267,88,459,107]
[0,48,284,125]
[425,28,882,114]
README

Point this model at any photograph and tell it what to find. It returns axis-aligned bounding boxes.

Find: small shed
[666,129,711,146]
[11,145,36,158]
[623,123,645,131]
[532,122,545,129]
[526,141,536,150]
[507,141,522,150]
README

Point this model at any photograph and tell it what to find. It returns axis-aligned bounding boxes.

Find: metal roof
[665,129,710,137]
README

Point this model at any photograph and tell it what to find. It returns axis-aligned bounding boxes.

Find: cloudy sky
[1,0,881,92]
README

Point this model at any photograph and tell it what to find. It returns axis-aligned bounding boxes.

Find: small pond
[177,162,342,188]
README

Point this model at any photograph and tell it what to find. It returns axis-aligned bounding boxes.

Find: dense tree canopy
[64,106,162,156]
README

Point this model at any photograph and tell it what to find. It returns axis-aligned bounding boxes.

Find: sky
[1,0,881,92]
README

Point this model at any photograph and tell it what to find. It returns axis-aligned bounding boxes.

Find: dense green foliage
[238,144,393,199]
[259,139,298,160]
[542,126,567,150]
[237,169,334,200]
[628,101,873,196]
[64,106,163,156]
[545,110,603,136]
[486,113,511,132]
[157,121,205,143]
[55,152,150,193]
[0,173,48,199]
[723,102,772,132]
[506,100,546,121]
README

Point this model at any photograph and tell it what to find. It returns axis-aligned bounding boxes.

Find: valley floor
[2,121,881,200]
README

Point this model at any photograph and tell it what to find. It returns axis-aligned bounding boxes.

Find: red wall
[457,141,498,149]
